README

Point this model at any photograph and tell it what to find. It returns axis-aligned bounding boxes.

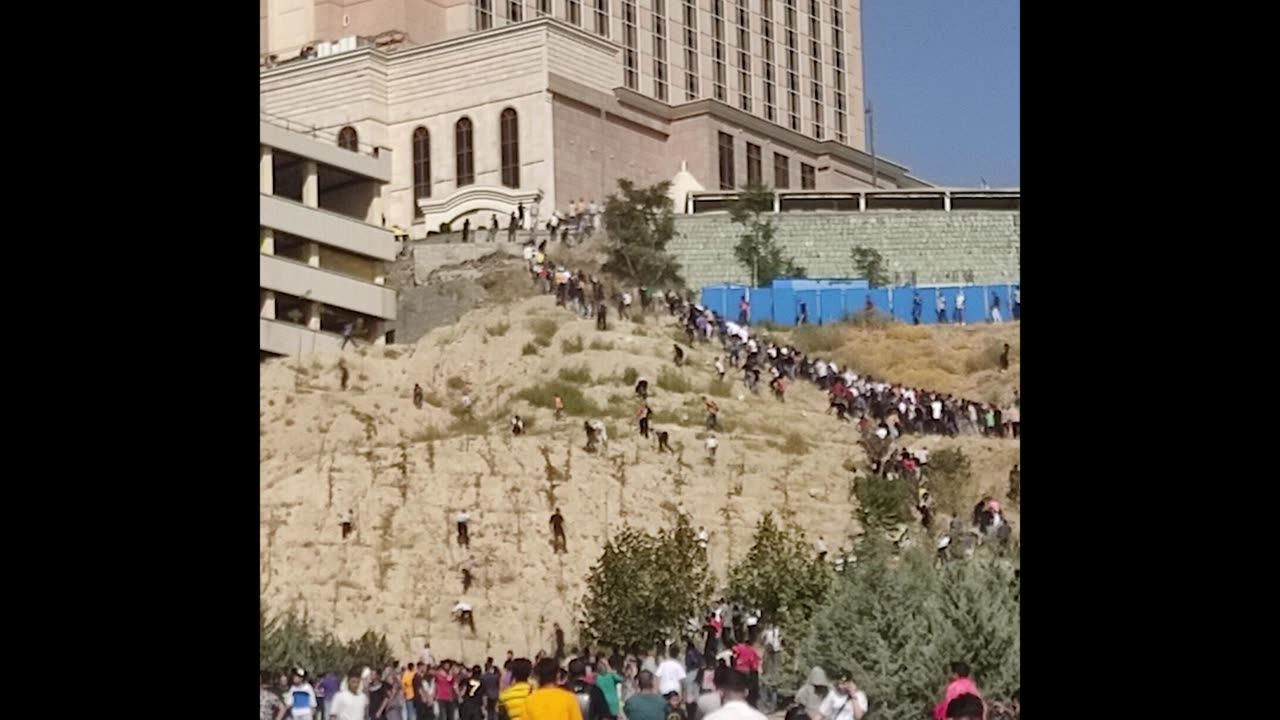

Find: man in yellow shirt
[499,659,535,720]
[523,658,582,720]
[401,662,418,720]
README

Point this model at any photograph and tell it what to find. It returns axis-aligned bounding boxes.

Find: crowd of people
[453,198,604,246]
[261,647,1018,720]
[283,243,1020,720]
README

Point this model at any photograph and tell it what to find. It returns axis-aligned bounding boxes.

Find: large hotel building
[259,0,927,238]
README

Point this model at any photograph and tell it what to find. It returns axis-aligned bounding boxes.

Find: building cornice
[260,18,618,79]
[613,88,926,187]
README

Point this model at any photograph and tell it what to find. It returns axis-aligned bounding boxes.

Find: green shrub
[777,540,1019,720]
[561,336,585,354]
[449,414,489,435]
[558,365,592,384]
[925,447,974,515]
[621,367,639,386]
[446,376,467,391]
[656,367,693,393]
[486,322,510,337]
[707,378,733,398]
[261,604,393,674]
[516,380,600,416]
[522,342,539,356]
[589,339,615,351]
[529,318,559,347]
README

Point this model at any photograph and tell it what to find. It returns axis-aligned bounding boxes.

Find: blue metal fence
[701,281,1020,327]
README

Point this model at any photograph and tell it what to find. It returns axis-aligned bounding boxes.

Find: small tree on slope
[602,179,685,289]
[727,512,832,633]
[729,184,806,287]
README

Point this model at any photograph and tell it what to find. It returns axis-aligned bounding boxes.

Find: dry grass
[486,321,510,337]
[561,336,585,354]
[528,318,559,347]
[446,376,468,391]
[707,378,733,398]
[656,367,693,393]
[589,339,614,351]
[557,365,593,384]
[515,380,602,416]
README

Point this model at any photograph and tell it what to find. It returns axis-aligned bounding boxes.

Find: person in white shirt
[655,648,688,696]
[456,510,471,547]
[817,673,867,720]
[705,434,718,463]
[331,670,370,720]
[954,292,966,325]
[288,670,318,720]
[697,527,710,548]
[419,643,435,668]
[703,669,767,720]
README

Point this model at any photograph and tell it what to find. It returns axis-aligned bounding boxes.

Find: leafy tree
[851,246,891,288]
[853,431,915,533]
[924,448,973,517]
[729,184,806,286]
[602,180,685,288]
[727,512,832,633]
[775,539,1019,720]
[582,516,714,651]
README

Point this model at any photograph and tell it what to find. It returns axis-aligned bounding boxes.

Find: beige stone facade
[260,16,925,238]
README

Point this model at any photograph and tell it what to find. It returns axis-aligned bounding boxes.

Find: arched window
[500,108,520,188]
[455,118,474,187]
[412,127,431,213]
[338,126,358,151]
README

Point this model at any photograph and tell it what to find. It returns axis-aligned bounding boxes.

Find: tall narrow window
[567,0,581,25]
[746,143,762,186]
[500,108,520,188]
[800,162,815,189]
[594,0,609,36]
[338,126,358,151]
[654,0,669,101]
[509,0,522,22]
[455,118,474,187]
[623,0,638,89]
[773,153,789,189]
[718,132,736,190]
[538,0,550,14]
[412,127,431,213]
[476,0,493,29]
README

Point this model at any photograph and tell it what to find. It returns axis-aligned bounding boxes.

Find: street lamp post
[866,100,878,189]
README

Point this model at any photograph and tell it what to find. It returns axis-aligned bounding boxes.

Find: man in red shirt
[731,641,762,707]
[436,661,459,720]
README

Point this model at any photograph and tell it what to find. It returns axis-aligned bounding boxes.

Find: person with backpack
[568,659,614,720]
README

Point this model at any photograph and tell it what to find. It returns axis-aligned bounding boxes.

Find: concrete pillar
[261,290,277,319]
[773,192,781,214]
[261,227,275,255]
[374,323,387,346]
[260,146,273,194]
[308,241,320,268]
[943,192,952,212]
[858,192,866,211]
[303,160,319,207]
[308,302,322,330]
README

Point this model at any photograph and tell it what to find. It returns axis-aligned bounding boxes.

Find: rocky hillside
[260,296,1020,662]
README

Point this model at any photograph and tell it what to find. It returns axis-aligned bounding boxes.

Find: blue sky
[862,1,1020,188]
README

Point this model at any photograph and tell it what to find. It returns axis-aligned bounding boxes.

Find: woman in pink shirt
[933,662,983,720]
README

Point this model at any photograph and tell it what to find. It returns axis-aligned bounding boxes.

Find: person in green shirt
[594,658,624,718]
[623,672,666,720]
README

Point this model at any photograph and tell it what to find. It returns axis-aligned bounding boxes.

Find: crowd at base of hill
[262,648,1018,720]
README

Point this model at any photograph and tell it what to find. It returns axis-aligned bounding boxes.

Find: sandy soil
[260,295,1020,661]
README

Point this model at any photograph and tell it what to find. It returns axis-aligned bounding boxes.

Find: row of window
[718,132,814,190]
[334,111,522,216]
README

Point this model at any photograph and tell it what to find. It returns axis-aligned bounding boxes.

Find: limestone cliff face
[260,296,1020,661]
